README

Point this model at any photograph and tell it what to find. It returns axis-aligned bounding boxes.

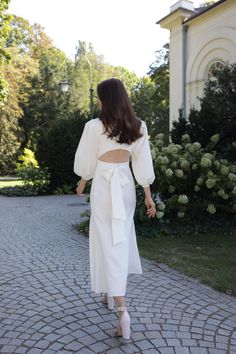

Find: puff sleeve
[131,121,155,187]
[73,120,98,180]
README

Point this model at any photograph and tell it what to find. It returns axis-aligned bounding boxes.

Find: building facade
[157,0,236,128]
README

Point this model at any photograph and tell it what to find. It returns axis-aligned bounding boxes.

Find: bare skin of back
[98,149,130,163]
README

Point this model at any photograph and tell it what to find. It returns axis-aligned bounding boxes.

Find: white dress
[74,118,155,296]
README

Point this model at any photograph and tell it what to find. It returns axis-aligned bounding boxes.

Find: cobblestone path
[0,195,236,354]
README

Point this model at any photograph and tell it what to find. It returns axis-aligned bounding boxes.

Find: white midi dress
[74,118,155,296]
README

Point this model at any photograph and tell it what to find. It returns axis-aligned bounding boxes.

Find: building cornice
[157,0,228,29]
[184,0,228,24]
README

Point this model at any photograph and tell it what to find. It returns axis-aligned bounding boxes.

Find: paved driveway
[0,195,236,354]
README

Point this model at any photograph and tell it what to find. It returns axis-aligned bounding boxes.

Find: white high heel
[102,294,114,310]
[115,306,131,339]
[107,296,114,310]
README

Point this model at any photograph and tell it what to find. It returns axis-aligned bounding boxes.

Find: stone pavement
[0,195,236,354]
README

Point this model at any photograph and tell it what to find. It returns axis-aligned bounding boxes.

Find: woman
[74,78,156,340]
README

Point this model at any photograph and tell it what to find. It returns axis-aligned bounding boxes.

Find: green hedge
[36,116,88,190]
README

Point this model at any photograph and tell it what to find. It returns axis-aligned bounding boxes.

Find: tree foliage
[0,0,12,106]
[131,43,169,140]
[0,47,38,174]
[36,116,88,190]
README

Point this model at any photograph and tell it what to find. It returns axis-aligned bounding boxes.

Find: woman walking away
[74,78,156,340]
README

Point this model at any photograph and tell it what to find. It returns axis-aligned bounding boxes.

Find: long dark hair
[97,78,142,144]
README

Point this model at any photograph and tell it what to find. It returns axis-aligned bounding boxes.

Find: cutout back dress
[74,118,155,297]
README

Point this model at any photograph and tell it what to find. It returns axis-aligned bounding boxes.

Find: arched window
[207,61,225,80]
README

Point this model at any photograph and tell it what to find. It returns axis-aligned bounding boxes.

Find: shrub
[0,166,50,196]
[15,148,39,172]
[36,116,88,191]
[134,133,236,223]
[148,133,236,221]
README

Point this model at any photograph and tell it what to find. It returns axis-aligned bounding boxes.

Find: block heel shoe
[107,296,114,310]
[115,306,131,340]
[102,293,114,310]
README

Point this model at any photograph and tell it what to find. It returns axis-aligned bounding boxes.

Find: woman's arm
[76,178,87,196]
[143,186,156,218]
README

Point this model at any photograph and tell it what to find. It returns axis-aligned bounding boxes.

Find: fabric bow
[103,167,130,245]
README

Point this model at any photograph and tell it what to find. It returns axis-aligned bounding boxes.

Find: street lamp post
[59,53,94,119]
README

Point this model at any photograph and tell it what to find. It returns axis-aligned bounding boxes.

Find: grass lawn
[137,231,236,297]
[0,180,23,188]
[75,219,236,297]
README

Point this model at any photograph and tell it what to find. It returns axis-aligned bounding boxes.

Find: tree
[0,0,11,107]
[148,43,169,135]
[6,15,52,58]
[131,43,169,140]
[21,46,68,148]
[0,47,38,174]
[66,40,139,115]
[131,77,158,136]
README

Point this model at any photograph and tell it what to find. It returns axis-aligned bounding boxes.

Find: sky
[8,0,204,77]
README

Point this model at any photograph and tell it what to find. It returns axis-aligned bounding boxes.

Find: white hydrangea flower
[232,186,236,195]
[229,165,236,173]
[163,156,169,164]
[178,194,189,204]
[207,171,214,178]
[158,202,166,211]
[213,160,221,169]
[169,146,179,154]
[196,177,204,185]
[222,193,229,200]
[206,178,216,189]
[161,165,167,172]
[157,133,164,140]
[156,211,164,219]
[179,159,190,169]
[200,157,212,168]
[229,173,236,181]
[221,166,229,175]
[185,143,192,149]
[156,140,164,148]
[192,164,198,170]
[210,134,220,143]
[165,168,173,177]
[194,185,200,192]
[207,204,216,214]
[204,153,214,160]
[175,144,183,150]
[181,134,190,142]
[175,169,184,178]
[151,150,157,159]
[217,189,225,197]
[177,211,185,218]
[220,159,229,166]
[157,156,164,164]
[193,142,201,150]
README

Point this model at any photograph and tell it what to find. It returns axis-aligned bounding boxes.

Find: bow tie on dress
[102,167,130,245]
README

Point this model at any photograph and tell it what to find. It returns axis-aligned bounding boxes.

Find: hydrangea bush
[148,133,236,221]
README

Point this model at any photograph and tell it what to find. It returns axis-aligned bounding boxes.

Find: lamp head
[59,79,69,95]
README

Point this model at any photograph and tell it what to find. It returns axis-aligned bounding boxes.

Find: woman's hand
[145,196,156,218]
[76,179,86,196]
